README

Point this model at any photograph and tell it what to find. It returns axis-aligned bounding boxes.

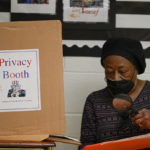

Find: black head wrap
[101,38,146,74]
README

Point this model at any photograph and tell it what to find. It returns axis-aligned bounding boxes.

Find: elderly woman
[79,38,150,150]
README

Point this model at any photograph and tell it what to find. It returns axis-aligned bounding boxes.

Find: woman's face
[103,55,138,82]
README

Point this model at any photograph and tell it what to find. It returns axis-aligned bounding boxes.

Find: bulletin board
[10,0,115,40]
[0,0,150,57]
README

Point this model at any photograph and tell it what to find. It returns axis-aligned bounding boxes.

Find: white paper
[11,0,56,14]
[0,49,41,112]
[63,0,109,23]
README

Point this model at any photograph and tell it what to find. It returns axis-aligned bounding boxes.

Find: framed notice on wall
[11,0,57,14]
[63,0,109,23]
[62,0,116,39]
[0,49,41,112]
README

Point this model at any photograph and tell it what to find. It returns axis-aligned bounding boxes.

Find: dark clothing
[79,80,150,150]
[101,37,146,74]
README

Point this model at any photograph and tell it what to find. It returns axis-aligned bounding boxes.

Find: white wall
[53,57,105,150]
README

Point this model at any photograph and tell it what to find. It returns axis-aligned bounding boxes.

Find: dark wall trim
[11,13,59,21]
[63,45,101,57]
[63,45,150,58]
[0,0,10,12]
[63,28,150,41]
[116,1,150,14]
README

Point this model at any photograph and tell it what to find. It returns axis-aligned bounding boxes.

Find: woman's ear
[133,67,138,79]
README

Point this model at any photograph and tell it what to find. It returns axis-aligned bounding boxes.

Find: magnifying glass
[112,94,138,130]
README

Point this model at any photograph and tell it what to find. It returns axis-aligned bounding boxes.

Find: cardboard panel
[0,20,65,140]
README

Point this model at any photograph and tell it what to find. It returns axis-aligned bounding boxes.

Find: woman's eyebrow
[118,65,128,69]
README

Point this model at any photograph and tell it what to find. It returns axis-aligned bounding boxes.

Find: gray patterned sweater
[79,80,150,150]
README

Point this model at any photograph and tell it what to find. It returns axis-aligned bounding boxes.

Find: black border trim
[63,45,150,58]
[63,28,150,40]
[0,0,10,12]
[116,1,150,14]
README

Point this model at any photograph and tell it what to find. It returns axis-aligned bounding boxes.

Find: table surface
[0,140,56,148]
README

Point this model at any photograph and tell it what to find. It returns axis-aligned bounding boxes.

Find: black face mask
[106,79,134,95]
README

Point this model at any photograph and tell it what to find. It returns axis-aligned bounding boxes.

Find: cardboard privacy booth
[0,20,65,141]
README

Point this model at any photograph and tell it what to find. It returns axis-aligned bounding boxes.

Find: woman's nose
[113,72,122,80]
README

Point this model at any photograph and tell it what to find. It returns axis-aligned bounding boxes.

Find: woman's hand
[132,109,150,129]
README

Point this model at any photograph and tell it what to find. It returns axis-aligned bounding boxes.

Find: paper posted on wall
[0,49,41,112]
[46,135,81,145]
[63,0,110,23]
